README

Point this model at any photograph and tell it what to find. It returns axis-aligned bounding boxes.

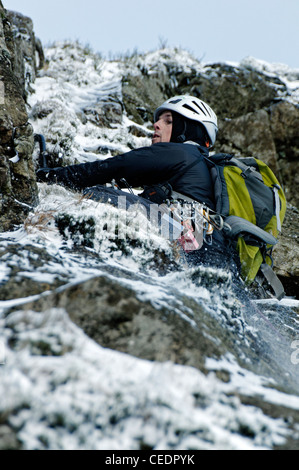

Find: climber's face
[152,111,173,144]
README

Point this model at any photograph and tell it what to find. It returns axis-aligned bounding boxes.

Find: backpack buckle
[241,166,257,179]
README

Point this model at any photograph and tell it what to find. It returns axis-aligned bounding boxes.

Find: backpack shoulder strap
[259,263,285,300]
[230,157,264,182]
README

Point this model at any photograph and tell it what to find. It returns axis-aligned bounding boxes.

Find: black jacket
[37,142,215,210]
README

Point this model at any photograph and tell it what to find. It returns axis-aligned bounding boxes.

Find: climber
[37,95,217,207]
[36,95,239,273]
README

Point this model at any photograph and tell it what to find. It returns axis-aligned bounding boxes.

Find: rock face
[0,5,298,292]
[0,1,39,231]
[2,244,299,449]
[1,14,299,450]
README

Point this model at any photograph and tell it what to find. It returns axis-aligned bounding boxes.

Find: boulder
[216,109,278,170]
[273,204,299,298]
[176,63,284,119]
[0,2,40,231]
[122,74,168,125]
[269,101,299,208]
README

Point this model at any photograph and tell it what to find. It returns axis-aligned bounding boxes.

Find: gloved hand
[36,168,56,183]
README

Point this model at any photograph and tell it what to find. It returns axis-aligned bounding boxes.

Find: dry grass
[24,209,56,234]
[23,190,97,235]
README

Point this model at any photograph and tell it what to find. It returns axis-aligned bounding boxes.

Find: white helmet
[154,95,218,146]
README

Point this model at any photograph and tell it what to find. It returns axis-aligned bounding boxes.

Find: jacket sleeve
[36,144,195,191]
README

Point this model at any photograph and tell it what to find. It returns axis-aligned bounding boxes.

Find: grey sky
[5,0,299,68]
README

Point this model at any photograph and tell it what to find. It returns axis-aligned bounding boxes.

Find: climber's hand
[36,168,56,183]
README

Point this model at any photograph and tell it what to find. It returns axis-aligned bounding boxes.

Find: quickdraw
[168,199,217,252]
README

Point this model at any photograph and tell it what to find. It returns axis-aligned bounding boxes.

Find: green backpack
[206,154,287,299]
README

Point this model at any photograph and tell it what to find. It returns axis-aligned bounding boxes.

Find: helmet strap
[176,120,187,143]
